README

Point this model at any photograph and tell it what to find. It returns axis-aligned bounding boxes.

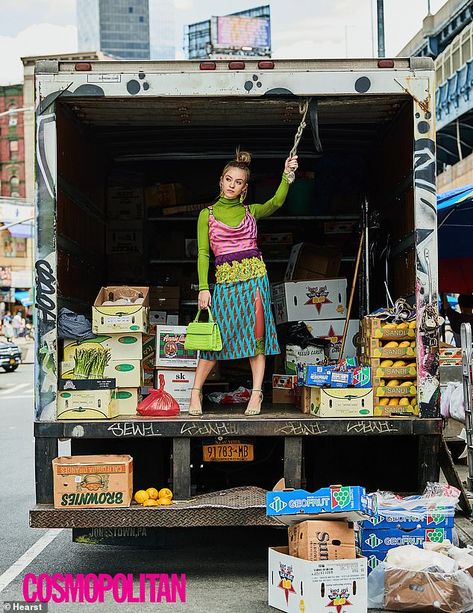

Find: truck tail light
[228,61,245,70]
[200,62,216,70]
[258,60,274,69]
[378,59,395,68]
[75,62,92,71]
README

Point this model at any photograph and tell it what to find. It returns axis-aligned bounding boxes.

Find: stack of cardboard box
[266,484,371,613]
[360,317,418,417]
[154,325,198,412]
[57,286,149,419]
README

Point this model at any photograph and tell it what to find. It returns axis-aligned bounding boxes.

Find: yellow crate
[374,404,419,417]
[375,383,417,397]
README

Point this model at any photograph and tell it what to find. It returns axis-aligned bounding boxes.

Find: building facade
[150,0,176,59]
[77,0,150,60]
[0,84,32,313]
[185,5,271,60]
[398,0,473,192]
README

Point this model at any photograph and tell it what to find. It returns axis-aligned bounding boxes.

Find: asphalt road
[0,364,282,612]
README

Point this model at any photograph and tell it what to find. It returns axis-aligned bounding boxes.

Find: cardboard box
[268,547,367,613]
[142,333,155,385]
[374,404,419,417]
[362,340,416,360]
[145,183,190,208]
[284,243,342,281]
[362,317,416,340]
[57,389,118,420]
[362,513,454,531]
[288,520,356,561]
[149,286,180,311]
[304,319,360,360]
[106,222,143,255]
[304,365,372,388]
[155,325,199,368]
[384,566,470,613]
[114,388,139,416]
[92,286,149,334]
[272,374,297,404]
[303,386,373,417]
[155,369,196,411]
[107,186,143,220]
[358,525,454,552]
[285,344,326,375]
[266,485,374,522]
[59,378,116,391]
[374,382,417,397]
[53,455,132,508]
[61,359,142,388]
[259,232,293,257]
[149,311,179,327]
[272,279,347,324]
[367,359,417,379]
[64,333,143,362]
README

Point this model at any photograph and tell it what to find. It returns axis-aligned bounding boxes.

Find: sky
[0,0,449,85]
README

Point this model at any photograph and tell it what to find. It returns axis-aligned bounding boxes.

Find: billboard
[216,15,270,49]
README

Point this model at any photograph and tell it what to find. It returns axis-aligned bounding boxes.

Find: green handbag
[184,308,223,352]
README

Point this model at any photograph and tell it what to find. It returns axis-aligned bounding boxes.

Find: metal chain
[286,97,311,183]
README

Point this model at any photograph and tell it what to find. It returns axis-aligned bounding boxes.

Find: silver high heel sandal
[245,389,263,416]
[189,387,203,416]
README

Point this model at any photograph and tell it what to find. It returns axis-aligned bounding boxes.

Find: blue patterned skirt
[200,274,280,361]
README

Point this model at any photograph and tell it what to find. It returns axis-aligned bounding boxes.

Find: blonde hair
[221,147,252,182]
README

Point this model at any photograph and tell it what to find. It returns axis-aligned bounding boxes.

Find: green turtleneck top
[197,173,290,290]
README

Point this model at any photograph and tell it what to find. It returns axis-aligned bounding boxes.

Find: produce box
[154,369,196,411]
[57,388,118,420]
[302,386,373,417]
[268,547,367,613]
[374,382,417,397]
[114,388,139,416]
[58,378,116,391]
[358,525,454,552]
[362,338,416,359]
[284,243,342,281]
[272,279,347,324]
[272,374,297,404]
[362,317,416,340]
[304,365,371,388]
[288,520,356,561]
[92,286,149,334]
[107,186,143,220]
[106,221,143,255]
[61,359,142,388]
[149,286,180,311]
[145,183,190,208]
[52,455,133,508]
[367,358,417,379]
[155,325,199,368]
[266,485,374,521]
[64,334,143,362]
[285,344,326,375]
[142,333,155,385]
[374,403,419,417]
[303,319,359,360]
[149,311,179,327]
[362,513,454,531]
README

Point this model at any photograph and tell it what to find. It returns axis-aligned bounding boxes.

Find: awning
[14,289,33,306]
[437,184,473,293]
[8,225,32,239]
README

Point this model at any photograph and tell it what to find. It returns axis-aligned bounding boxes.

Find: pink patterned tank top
[207,205,266,284]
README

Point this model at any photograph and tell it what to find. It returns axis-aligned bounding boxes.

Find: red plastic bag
[137,374,180,417]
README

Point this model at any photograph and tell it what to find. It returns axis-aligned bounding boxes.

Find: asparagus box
[64,334,143,361]
[61,359,142,388]
[114,388,139,416]
[57,389,118,420]
[59,378,116,391]
[92,286,149,334]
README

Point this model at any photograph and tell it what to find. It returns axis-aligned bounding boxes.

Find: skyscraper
[77,0,150,60]
[150,0,176,60]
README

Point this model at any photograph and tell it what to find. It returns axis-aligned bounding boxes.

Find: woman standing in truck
[189,150,298,416]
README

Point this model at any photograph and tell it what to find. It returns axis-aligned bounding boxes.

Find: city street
[0,364,280,612]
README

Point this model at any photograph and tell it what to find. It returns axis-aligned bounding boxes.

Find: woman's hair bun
[235,148,252,165]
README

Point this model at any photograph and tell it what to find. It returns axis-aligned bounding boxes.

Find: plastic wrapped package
[373,483,460,519]
[208,387,251,404]
[368,560,473,613]
[136,374,179,416]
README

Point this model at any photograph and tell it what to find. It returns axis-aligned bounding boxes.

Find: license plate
[203,443,254,462]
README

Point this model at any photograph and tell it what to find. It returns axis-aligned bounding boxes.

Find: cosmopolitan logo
[23,573,186,604]
[61,492,124,506]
